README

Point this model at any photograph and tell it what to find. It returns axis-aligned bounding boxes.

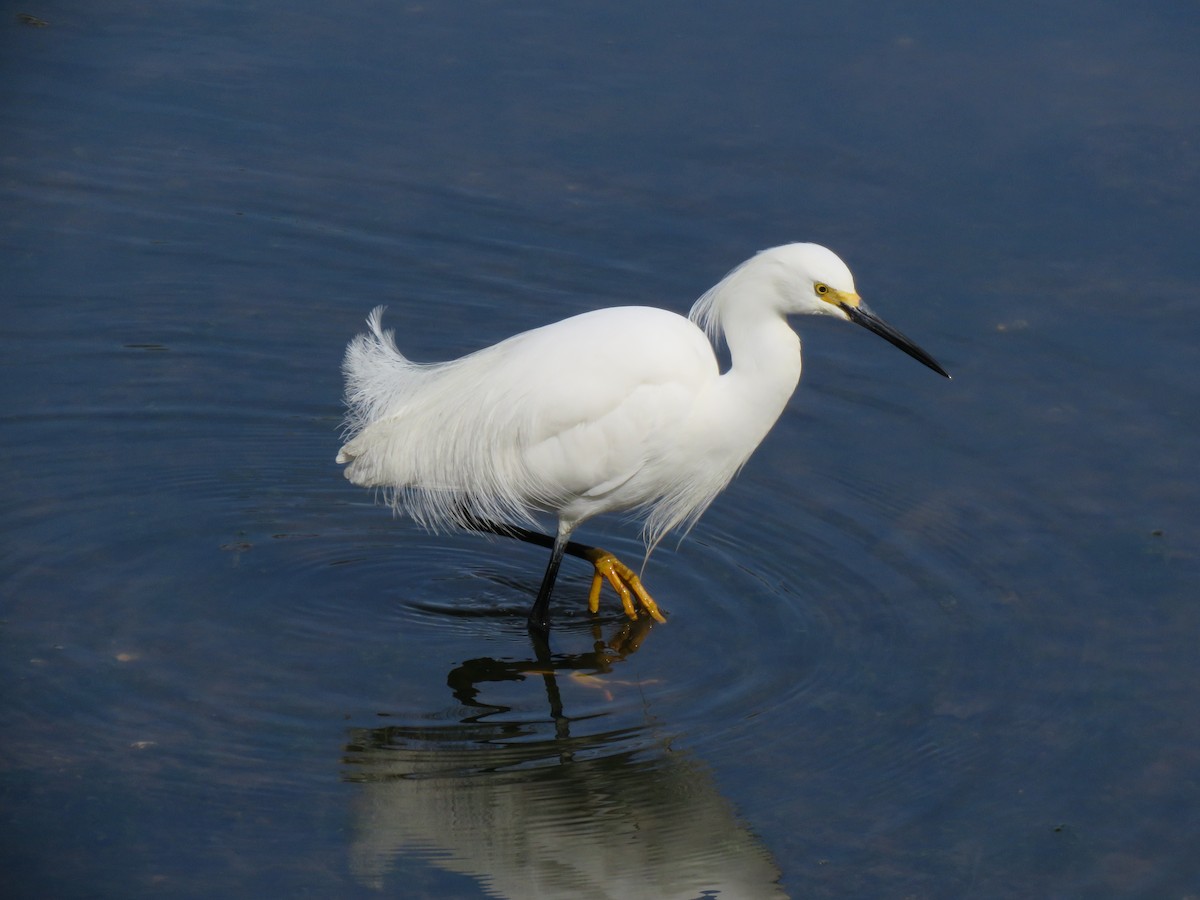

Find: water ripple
[3,313,1014,898]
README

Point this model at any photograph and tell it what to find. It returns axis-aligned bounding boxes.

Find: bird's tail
[338,306,422,449]
[333,308,543,532]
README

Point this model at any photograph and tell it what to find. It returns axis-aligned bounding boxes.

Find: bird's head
[761,243,950,378]
[759,242,860,318]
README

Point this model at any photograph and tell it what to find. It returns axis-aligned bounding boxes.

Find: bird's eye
[814,283,830,295]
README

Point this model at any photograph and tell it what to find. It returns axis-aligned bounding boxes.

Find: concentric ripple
[3,307,1009,899]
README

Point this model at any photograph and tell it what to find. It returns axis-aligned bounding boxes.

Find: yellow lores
[815,282,862,310]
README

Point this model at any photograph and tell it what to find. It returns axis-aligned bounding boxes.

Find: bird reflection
[342,620,786,898]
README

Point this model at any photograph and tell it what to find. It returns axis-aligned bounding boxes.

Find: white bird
[337,243,948,632]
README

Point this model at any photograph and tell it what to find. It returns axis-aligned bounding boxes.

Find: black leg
[463,517,599,561]
[527,531,569,634]
[462,517,623,632]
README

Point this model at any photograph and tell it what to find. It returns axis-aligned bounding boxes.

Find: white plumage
[337,242,948,631]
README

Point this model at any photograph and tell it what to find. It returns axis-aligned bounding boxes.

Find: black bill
[844,302,950,379]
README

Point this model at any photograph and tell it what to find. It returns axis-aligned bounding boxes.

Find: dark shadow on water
[446,621,650,722]
[341,621,787,899]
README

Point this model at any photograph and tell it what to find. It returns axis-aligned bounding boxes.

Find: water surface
[3,2,1198,897]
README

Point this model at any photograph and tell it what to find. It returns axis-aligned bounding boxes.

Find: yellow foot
[580,548,666,623]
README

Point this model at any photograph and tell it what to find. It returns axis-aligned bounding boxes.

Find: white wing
[337,306,719,539]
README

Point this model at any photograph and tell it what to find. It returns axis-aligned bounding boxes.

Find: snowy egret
[337,243,948,632]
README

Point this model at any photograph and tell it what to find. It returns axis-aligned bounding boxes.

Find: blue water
[3,2,1198,897]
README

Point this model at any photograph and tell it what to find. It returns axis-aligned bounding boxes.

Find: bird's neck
[723,302,802,384]
[689,265,803,441]
[717,306,802,433]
